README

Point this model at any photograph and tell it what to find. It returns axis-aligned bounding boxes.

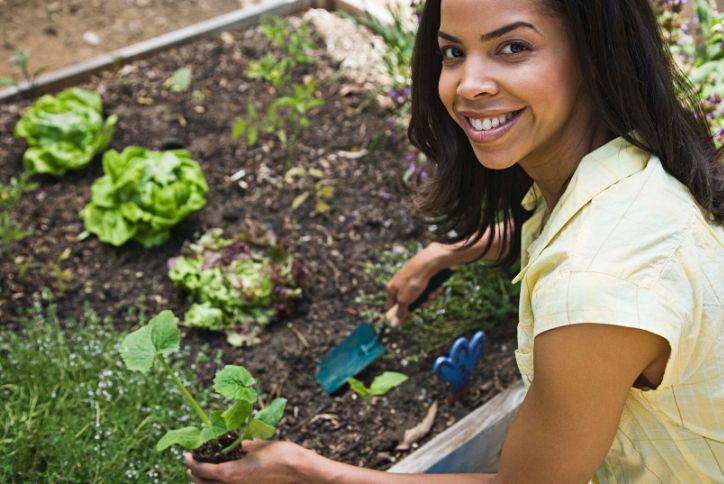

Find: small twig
[287,322,309,348]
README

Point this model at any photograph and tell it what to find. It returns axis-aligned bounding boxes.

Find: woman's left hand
[184,439,315,484]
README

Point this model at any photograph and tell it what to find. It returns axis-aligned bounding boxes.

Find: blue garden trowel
[315,269,453,394]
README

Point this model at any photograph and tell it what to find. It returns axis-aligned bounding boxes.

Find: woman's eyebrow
[438,21,539,43]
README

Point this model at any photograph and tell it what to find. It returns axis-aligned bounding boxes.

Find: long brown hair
[409,0,723,269]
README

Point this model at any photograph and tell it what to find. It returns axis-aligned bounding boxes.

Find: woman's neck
[522,118,612,210]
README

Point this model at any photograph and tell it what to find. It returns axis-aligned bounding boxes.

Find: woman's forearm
[428,220,510,272]
[303,452,497,484]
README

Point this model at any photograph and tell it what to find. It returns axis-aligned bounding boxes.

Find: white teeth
[468,111,517,132]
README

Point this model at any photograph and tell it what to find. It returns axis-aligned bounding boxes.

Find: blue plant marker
[432,331,487,393]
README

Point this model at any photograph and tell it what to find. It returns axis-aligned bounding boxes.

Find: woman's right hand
[385,243,451,326]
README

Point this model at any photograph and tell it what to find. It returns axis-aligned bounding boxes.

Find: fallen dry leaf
[396,401,438,450]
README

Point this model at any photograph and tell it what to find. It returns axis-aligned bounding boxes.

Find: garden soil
[0,12,520,470]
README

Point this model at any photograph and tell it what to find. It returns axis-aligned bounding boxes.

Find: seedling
[164,67,192,93]
[347,371,408,420]
[232,16,324,167]
[286,165,335,214]
[120,310,287,461]
[0,172,37,257]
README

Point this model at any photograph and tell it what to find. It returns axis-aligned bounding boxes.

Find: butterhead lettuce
[82,147,208,247]
[14,88,117,176]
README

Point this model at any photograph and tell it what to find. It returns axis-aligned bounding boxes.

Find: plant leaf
[222,399,253,429]
[156,426,203,451]
[347,377,370,398]
[119,325,155,373]
[199,411,229,444]
[245,418,275,440]
[291,191,309,210]
[149,310,180,355]
[255,398,286,428]
[370,371,408,396]
[213,365,257,401]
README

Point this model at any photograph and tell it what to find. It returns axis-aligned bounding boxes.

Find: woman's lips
[461,109,524,144]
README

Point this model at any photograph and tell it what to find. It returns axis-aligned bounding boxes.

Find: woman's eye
[439,45,464,60]
[499,41,530,55]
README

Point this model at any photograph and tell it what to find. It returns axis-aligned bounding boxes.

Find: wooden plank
[0,0,308,102]
[388,380,526,474]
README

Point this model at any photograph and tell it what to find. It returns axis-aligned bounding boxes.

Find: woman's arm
[185,323,669,483]
[385,220,510,325]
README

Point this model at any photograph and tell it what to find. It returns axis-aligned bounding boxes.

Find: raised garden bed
[0,4,520,476]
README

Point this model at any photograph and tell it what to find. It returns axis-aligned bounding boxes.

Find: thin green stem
[157,355,210,426]
[221,432,245,454]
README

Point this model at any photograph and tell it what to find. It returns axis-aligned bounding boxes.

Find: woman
[186,0,724,481]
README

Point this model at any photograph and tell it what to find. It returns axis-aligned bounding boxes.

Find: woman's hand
[385,243,451,326]
[185,440,314,484]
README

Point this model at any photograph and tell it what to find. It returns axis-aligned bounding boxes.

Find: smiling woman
[184,0,724,482]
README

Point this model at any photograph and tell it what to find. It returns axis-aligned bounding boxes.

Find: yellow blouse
[513,136,724,483]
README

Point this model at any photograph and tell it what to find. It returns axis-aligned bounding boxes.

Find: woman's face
[437,0,593,172]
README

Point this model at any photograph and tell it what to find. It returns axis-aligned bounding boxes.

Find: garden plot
[0,9,520,480]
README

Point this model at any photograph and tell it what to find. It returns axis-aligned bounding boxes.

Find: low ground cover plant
[168,225,306,346]
[120,310,287,462]
[0,301,213,481]
[14,87,117,176]
[82,146,208,247]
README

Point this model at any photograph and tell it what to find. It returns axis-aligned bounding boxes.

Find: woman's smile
[459,108,524,143]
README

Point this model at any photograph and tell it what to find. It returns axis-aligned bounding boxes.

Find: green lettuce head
[14,88,117,176]
[82,147,208,247]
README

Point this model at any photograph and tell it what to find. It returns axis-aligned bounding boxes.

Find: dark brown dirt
[0,16,519,470]
[193,433,246,463]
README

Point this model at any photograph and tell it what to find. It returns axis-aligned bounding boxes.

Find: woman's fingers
[185,454,226,481]
[187,468,219,484]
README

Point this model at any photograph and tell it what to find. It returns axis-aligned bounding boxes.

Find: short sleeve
[530,270,686,388]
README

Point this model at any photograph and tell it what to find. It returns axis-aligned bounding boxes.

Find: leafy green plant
[0,172,37,256]
[120,310,287,456]
[82,147,208,248]
[0,302,212,481]
[347,371,408,429]
[357,242,520,359]
[7,48,48,86]
[168,226,306,346]
[14,87,117,176]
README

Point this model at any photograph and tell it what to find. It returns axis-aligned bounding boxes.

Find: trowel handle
[409,268,454,311]
[384,268,454,323]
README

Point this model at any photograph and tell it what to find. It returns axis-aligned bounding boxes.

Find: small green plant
[120,310,287,456]
[8,48,48,86]
[0,172,37,256]
[347,371,408,432]
[168,226,306,346]
[164,67,192,93]
[82,146,208,248]
[285,165,335,214]
[14,87,117,176]
[233,78,324,166]
[232,16,323,166]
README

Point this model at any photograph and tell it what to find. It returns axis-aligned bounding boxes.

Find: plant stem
[157,354,210,426]
[221,432,245,454]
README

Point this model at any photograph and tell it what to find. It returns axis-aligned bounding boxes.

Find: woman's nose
[457,58,498,99]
